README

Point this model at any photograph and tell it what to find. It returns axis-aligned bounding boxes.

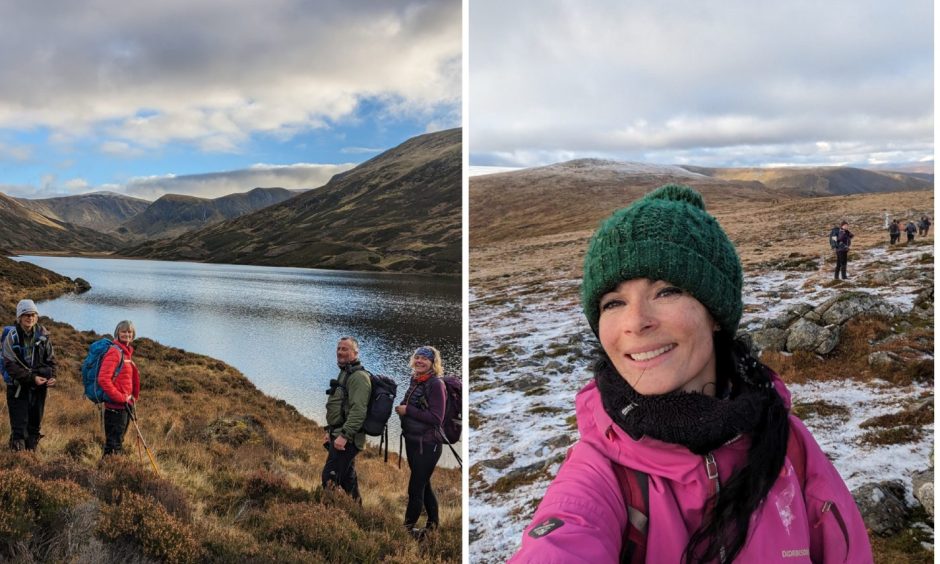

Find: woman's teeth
[629,344,675,361]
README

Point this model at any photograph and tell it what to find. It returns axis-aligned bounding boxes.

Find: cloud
[2,162,355,200]
[121,163,357,200]
[0,0,461,153]
[470,0,932,167]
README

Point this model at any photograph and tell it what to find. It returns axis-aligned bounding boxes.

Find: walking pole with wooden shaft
[127,404,159,475]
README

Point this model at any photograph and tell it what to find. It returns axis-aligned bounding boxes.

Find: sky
[0,0,461,200]
[469,0,933,169]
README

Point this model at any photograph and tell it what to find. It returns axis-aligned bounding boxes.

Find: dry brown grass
[0,255,461,562]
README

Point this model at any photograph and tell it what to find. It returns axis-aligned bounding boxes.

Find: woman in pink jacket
[511,185,872,563]
[98,320,141,456]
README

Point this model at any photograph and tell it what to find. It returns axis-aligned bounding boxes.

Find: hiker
[2,299,57,451]
[889,219,901,245]
[833,220,853,280]
[510,185,871,562]
[905,220,917,242]
[97,320,140,456]
[395,346,446,538]
[919,215,931,237]
[322,336,371,501]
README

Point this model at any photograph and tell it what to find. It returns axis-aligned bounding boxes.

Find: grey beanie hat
[16,299,38,319]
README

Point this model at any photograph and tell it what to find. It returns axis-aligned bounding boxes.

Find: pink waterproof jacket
[510,379,872,563]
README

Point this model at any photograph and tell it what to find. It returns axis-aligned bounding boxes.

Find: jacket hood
[575,371,793,481]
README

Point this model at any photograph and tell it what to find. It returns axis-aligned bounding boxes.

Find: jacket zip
[704,452,727,563]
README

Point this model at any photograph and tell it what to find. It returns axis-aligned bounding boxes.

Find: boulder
[853,480,911,536]
[911,469,934,520]
[73,277,92,293]
[750,327,788,353]
[786,319,841,355]
[479,452,515,470]
[817,292,903,326]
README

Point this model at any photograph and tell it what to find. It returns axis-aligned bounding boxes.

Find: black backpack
[339,369,397,437]
[828,226,840,249]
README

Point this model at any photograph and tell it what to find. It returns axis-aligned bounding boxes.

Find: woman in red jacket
[97,320,140,456]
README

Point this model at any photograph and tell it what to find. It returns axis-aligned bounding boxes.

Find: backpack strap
[786,424,807,491]
[613,463,649,564]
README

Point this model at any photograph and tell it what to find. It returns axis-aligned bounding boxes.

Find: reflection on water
[15,256,462,466]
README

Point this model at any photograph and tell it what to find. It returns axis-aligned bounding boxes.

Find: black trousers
[322,438,361,500]
[834,251,848,279]
[103,408,130,455]
[404,438,442,527]
[890,233,899,244]
[6,384,46,450]
[907,233,915,242]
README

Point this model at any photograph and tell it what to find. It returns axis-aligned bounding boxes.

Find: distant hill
[120,128,461,274]
[681,165,932,196]
[470,159,776,245]
[470,159,934,246]
[119,187,295,239]
[15,191,151,233]
[0,193,121,254]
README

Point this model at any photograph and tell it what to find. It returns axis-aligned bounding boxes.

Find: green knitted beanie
[581,184,743,335]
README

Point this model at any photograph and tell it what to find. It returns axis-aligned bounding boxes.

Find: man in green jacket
[322,336,371,501]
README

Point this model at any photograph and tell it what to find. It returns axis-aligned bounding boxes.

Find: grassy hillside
[0,194,121,256]
[121,129,462,275]
[0,256,460,563]
[15,192,151,233]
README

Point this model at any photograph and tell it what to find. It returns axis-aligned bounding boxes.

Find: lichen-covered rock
[868,351,903,371]
[786,319,840,354]
[750,327,788,353]
[853,480,911,536]
[817,292,903,326]
[911,469,934,520]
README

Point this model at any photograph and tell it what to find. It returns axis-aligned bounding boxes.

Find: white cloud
[0,0,461,153]
[470,0,932,167]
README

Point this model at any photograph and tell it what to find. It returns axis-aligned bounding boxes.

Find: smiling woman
[509,185,874,563]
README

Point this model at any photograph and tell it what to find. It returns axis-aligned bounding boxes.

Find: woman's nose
[623,302,656,334]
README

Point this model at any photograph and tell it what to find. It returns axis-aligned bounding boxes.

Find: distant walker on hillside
[905,220,917,243]
[889,219,901,245]
[322,336,372,502]
[833,221,854,280]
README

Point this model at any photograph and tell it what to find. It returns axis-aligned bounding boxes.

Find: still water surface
[15,256,462,466]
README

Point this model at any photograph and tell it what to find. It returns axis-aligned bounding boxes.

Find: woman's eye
[600,299,624,311]
[656,286,683,298]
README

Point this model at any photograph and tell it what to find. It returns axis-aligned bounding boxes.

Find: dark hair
[682,331,790,563]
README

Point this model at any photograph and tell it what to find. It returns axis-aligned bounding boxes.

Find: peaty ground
[469,190,933,563]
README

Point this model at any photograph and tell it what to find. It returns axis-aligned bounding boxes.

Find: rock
[73,277,91,293]
[480,453,515,470]
[542,434,573,451]
[853,480,911,536]
[868,351,903,371]
[544,360,563,372]
[469,356,494,372]
[750,327,788,353]
[817,292,903,326]
[764,303,813,329]
[911,469,933,519]
[785,319,840,355]
[505,374,550,393]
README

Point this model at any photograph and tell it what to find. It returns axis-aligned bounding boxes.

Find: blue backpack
[81,339,124,403]
[0,326,13,385]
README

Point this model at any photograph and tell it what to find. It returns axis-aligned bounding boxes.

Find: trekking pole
[127,405,159,475]
[398,432,403,470]
[436,428,462,469]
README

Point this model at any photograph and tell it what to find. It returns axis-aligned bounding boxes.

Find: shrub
[250,501,391,562]
[96,458,192,522]
[0,468,90,553]
[97,489,201,564]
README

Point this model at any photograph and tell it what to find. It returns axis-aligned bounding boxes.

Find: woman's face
[412,354,433,374]
[18,313,37,331]
[117,328,134,345]
[598,278,718,396]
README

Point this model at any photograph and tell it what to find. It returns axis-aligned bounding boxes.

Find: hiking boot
[9,439,25,452]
